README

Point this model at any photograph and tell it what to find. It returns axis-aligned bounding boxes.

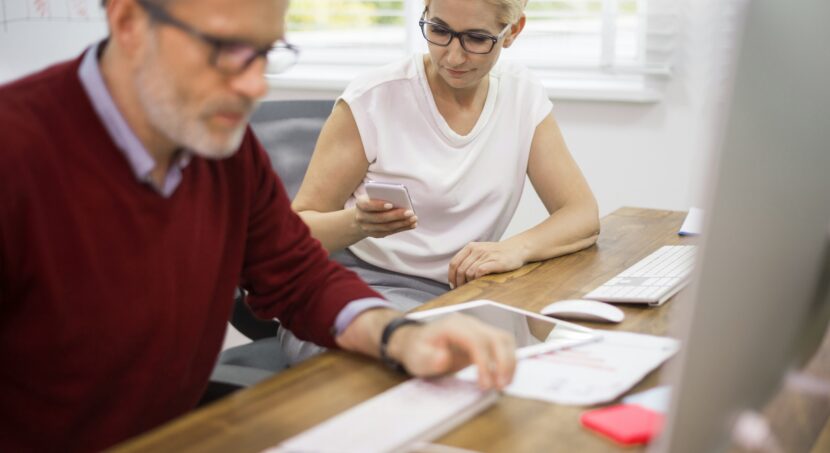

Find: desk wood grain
[111,207,828,452]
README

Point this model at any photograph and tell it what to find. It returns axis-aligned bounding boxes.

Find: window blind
[279,0,678,99]
[505,0,677,75]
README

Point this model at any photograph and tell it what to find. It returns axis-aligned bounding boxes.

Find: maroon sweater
[0,57,380,451]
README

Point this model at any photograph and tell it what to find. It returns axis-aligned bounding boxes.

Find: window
[272,0,678,101]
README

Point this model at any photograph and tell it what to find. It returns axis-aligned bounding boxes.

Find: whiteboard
[0,0,107,83]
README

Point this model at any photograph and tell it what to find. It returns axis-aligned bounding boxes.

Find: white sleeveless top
[340,55,553,283]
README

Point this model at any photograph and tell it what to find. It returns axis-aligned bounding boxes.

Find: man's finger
[489,332,516,388]
[444,325,497,389]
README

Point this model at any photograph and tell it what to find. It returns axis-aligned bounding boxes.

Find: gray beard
[134,52,250,159]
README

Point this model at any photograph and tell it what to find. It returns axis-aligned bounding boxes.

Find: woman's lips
[445,68,469,77]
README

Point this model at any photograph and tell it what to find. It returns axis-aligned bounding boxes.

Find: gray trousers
[277,249,450,365]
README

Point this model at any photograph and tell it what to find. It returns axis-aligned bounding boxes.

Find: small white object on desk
[540,299,625,323]
[679,207,704,236]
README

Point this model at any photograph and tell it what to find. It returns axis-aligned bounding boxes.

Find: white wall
[0,1,107,83]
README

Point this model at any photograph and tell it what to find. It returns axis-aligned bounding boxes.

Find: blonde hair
[424,0,526,26]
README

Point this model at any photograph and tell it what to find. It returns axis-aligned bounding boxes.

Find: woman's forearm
[502,202,600,264]
[296,208,365,253]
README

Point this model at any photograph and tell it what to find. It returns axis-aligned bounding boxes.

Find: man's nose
[230,58,269,101]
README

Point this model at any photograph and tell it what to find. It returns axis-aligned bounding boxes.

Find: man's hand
[387,314,517,390]
[336,309,517,390]
[447,241,526,289]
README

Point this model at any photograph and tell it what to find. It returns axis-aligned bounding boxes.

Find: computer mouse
[540,299,625,323]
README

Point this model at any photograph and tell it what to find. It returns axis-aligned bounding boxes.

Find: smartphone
[364,181,415,213]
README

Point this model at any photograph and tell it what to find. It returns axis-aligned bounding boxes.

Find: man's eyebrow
[429,16,496,35]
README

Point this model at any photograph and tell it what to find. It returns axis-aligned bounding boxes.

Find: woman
[293,0,600,312]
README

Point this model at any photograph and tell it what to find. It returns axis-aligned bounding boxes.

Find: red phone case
[580,404,664,446]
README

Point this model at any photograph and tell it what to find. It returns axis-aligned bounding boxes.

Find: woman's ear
[502,14,526,49]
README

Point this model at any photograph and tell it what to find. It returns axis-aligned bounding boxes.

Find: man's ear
[106,0,149,58]
[502,15,526,49]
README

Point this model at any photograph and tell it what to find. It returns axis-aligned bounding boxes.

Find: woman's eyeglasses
[418,10,511,55]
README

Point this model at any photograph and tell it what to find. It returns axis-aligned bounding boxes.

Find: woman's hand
[354,196,418,239]
[447,241,526,288]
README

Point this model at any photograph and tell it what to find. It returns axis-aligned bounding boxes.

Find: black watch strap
[379,317,423,375]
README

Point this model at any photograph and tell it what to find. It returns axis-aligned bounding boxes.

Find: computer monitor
[654,0,830,452]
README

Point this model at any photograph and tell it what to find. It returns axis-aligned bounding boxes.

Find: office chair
[202,99,335,405]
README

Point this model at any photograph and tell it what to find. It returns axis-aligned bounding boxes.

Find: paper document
[678,207,704,236]
[458,331,679,406]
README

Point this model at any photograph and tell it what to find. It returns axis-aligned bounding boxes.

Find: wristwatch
[379,317,423,375]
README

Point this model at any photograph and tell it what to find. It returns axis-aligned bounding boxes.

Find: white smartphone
[363,181,415,213]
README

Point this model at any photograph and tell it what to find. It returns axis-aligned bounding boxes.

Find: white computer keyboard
[584,245,697,306]
[271,377,498,453]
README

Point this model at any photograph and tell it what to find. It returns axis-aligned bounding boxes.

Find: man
[0,0,516,450]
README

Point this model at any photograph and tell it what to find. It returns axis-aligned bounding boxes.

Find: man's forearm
[334,307,415,360]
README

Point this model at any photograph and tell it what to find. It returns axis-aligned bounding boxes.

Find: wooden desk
[113,207,829,452]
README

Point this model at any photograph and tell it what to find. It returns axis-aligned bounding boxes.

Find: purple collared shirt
[78,42,190,198]
[77,43,391,335]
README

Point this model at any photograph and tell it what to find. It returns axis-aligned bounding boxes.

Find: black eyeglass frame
[418,8,511,55]
[135,0,298,75]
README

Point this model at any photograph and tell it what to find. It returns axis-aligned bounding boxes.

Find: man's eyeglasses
[136,0,299,75]
[418,9,511,55]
